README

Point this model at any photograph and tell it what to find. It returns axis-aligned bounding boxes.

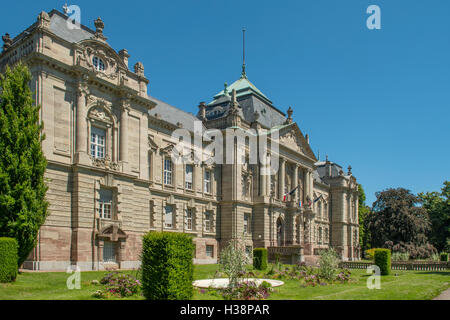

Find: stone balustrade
[339,261,450,271]
[268,245,304,265]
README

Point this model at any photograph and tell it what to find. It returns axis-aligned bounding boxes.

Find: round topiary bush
[440,252,448,262]
[141,232,194,300]
[0,237,18,283]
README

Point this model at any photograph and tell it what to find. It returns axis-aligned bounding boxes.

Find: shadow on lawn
[412,271,450,276]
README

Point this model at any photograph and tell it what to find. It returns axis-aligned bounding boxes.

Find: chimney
[325,155,331,177]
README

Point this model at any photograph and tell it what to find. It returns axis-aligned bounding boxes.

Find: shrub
[388,242,437,260]
[318,248,339,281]
[141,232,194,300]
[336,269,352,283]
[430,253,440,262]
[219,236,250,288]
[391,252,409,261]
[440,252,449,262]
[93,272,141,298]
[365,248,376,260]
[253,248,268,270]
[0,237,18,283]
[221,280,272,300]
[374,249,391,275]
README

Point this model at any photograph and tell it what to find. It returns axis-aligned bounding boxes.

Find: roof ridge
[48,9,96,35]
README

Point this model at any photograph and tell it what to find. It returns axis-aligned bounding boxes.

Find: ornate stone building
[0,10,360,271]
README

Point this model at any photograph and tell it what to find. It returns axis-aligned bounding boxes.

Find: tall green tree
[419,181,450,252]
[0,63,48,267]
[357,184,371,252]
[366,188,435,259]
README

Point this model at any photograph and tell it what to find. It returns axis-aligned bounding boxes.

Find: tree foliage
[419,181,450,252]
[0,63,48,267]
[358,184,371,252]
[366,188,436,259]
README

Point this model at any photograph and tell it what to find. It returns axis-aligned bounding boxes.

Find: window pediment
[76,40,127,80]
[98,224,127,241]
[89,105,113,125]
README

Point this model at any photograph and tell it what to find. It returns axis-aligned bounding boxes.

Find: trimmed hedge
[253,248,268,270]
[374,248,391,275]
[141,232,194,300]
[0,237,18,283]
[440,252,449,262]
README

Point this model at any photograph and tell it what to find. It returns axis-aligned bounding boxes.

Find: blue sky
[2,0,449,205]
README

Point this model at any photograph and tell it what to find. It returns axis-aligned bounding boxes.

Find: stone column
[120,100,129,164]
[75,76,90,164]
[293,165,299,202]
[260,163,267,197]
[303,168,310,205]
[279,158,285,199]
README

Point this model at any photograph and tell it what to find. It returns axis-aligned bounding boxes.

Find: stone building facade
[0,10,360,271]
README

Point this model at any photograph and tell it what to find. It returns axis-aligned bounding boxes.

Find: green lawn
[0,265,448,300]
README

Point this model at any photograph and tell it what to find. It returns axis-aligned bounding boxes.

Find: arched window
[93,56,106,71]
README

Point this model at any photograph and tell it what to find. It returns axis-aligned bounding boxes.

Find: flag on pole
[313,194,323,203]
[283,185,299,202]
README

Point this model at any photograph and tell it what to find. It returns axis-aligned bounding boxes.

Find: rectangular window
[185,165,193,190]
[244,213,250,234]
[148,154,152,181]
[98,188,113,219]
[164,158,173,185]
[206,245,214,258]
[164,205,173,228]
[185,208,193,231]
[204,170,211,193]
[204,211,212,232]
[90,127,106,159]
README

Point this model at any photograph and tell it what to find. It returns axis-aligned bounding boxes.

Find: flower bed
[92,272,141,299]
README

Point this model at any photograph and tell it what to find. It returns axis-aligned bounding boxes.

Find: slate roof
[206,75,287,128]
[312,170,326,184]
[48,10,95,43]
[148,96,204,132]
[7,10,94,47]
[315,161,346,178]
[213,76,271,103]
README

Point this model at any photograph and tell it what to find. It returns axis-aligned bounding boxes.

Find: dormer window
[93,56,106,71]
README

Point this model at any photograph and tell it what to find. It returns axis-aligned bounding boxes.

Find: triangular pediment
[278,123,317,161]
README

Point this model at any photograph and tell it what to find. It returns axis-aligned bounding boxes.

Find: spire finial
[63,3,69,15]
[224,82,229,96]
[241,27,247,79]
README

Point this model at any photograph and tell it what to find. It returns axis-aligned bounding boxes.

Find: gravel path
[433,287,450,300]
